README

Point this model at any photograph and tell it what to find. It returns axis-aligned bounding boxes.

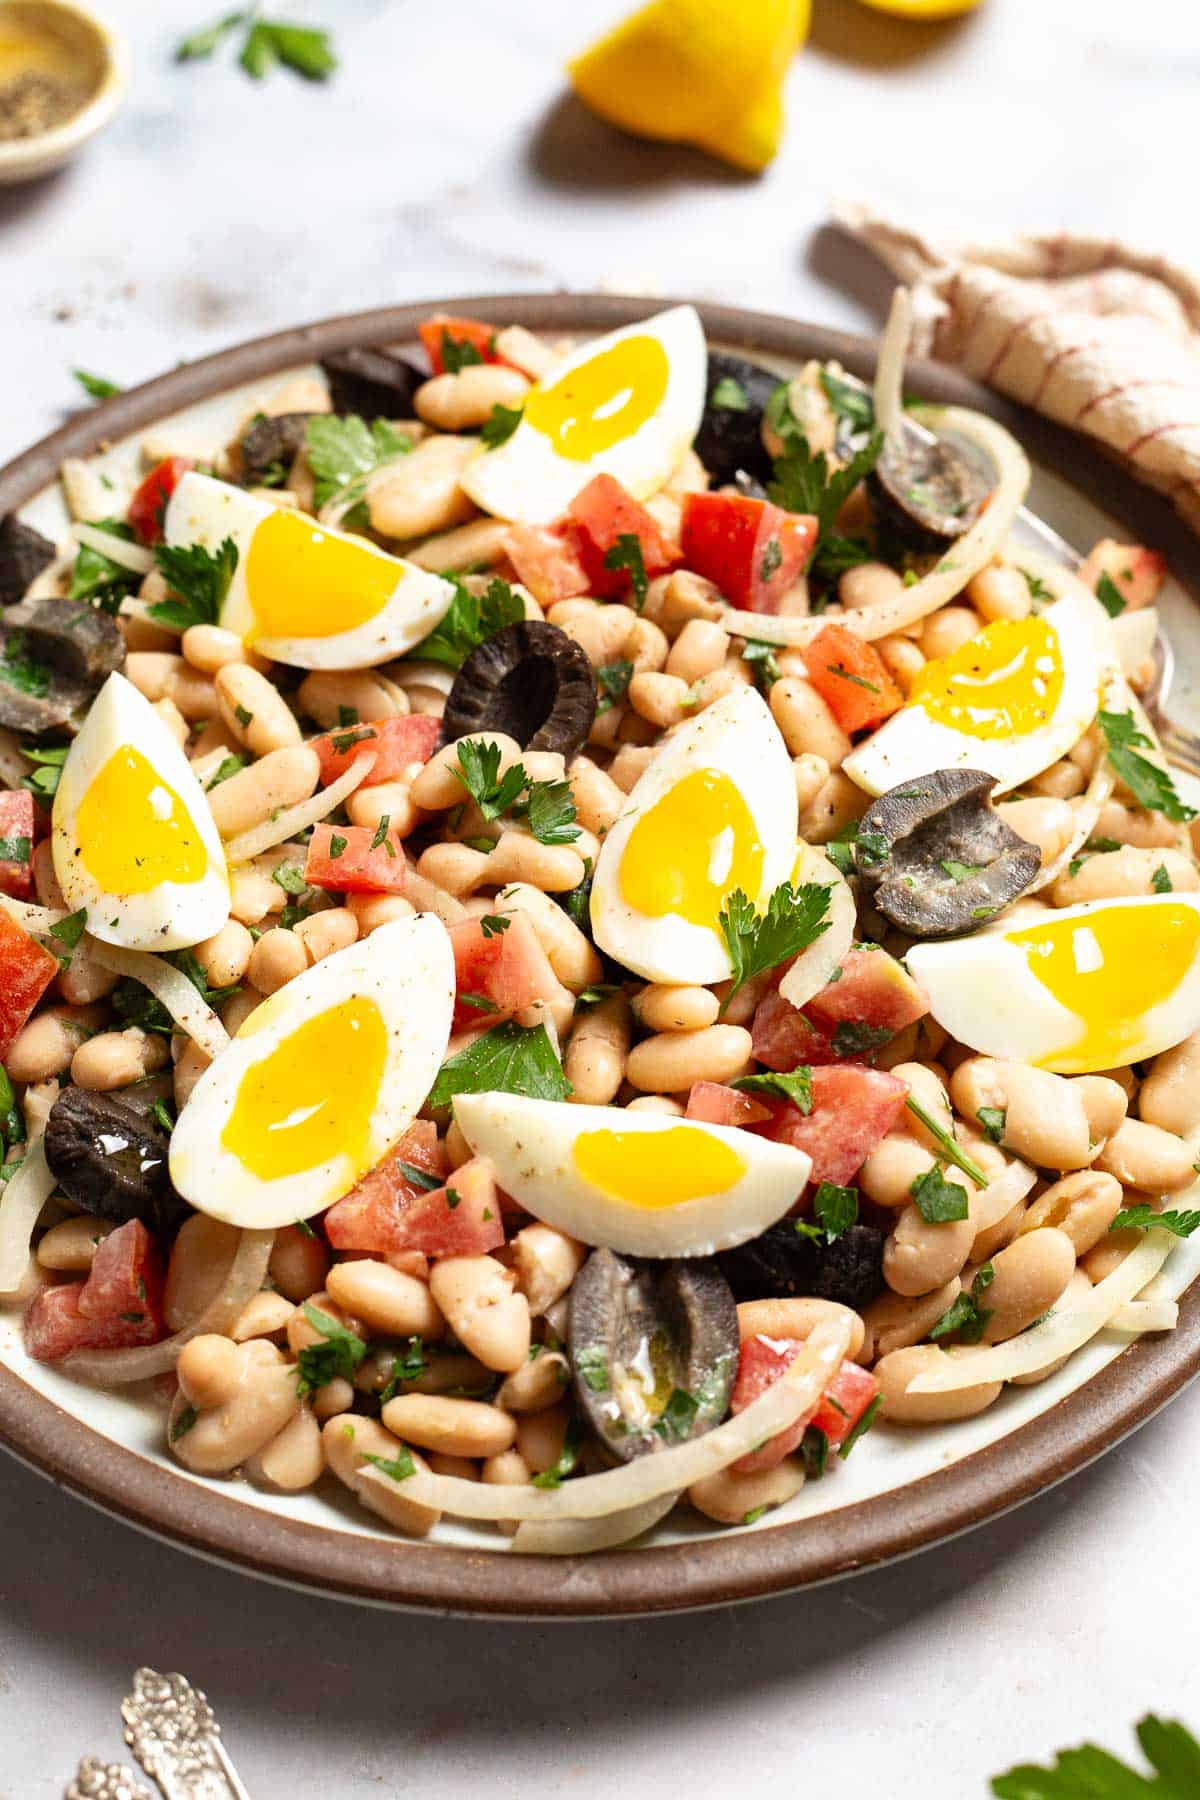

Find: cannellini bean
[428,1256,530,1372]
[192,920,255,989]
[858,1133,939,1210]
[71,1027,170,1092]
[979,1228,1075,1342]
[949,1058,1092,1171]
[798,772,869,845]
[322,1414,440,1536]
[496,1347,571,1413]
[411,732,523,811]
[509,1223,586,1316]
[170,1343,301,1476]
[1051,845,1199,906]
[921,606,981,660]
[5,1005,105,1083]
[626,615,669,673]
[515,1402,570,1475]
[37,1215,116,1272]
[415,364,530,432]
[231,1290,296,1342]
[625,1024,752,1093]
[873,1345,1002,1423]
[882,1191,977,1296]
[839,562,905,611]
[736,1297,866,1361]
[165,1216,240,1330]
[286,1291,363,1357]
[636,984,720,1032]
[1094,1117,1197,1192]
[875,634,925,694]
[381,1394,516,1458]
[206,746,320,839]
[123,652,216,722]
[966,564,1031,622]
[326,1258,444,1339]
[248,928,308,995]
[268,1223,331,1304]
[296,669,409,728]
[995,797,1076,866]
[295,908,359,965]
[346,892,414,934]
[1018,1170,1122,1256]
[666,619,729,684]
[367,435,476,540]
[494,882,603,991]
[407,517,513,574]
[689,1457,805,1525]
[177,1333,245,1410]
[249,1406,325,1491]
[182,624,249,674]
[1072,1074,1128,1146]
[628,671,688,728]
[485,831,586,894]
[1093,798,1180,850]
[216,663,301,756]
[659,569,723,625]
[1140,1031,1200,1137]
[1028,760,1087,800]
[173,1037,210,1111]
[860,1278,962,1364]
[565,994,631,1105]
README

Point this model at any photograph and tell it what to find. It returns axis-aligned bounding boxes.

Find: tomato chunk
[566,474,680,600]
[25,1219,166,1362]
[751,1064,910,1187]
[323,1121,449,1253]
[809,1360,880,1449]
[448,911,561,1033]
[373,1157,505,1258]
[419,314,504,375]
[0,791,36,900]
[311,714,440,789]
[1079,538,1166,612]
[805,946,928,1036]
[0,909,58,1060]
[684,1080,772,1128]
[730,1338,879,1472]
[751,991,839,1069]
[128,456,193,545]
[504,523,591,606]
[801,623,904,732]
[305,823,407,895]
[680,491,817,613]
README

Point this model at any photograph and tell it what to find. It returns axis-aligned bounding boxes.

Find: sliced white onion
[1111,606,1159,679]
[403,864,469,925]
[511,1492,681,1555]
[361,1316,852,1525]
[721,610,826,649]
[73,522,155,575]
[0,728,27,790]
[906,1228,1173,1392]
[87,941,229,1059]
[65,1226,275,1384]
[873,286,911,442]
[0,894,68,934]
[778,847,855,1010]
[222,751,375,865]
[388,660,456,698]
[970,1157,1039,1235]
[1109,1297,1178,1333]
[0,1139,55,1294]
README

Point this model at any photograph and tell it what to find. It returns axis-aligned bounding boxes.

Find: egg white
[453,1093,812,1258]
[843,589,1108,798]
[170,914,455,1228]
[163,471,456,669]
[459,305,707,525]
[590,685,798,985]
[52,671,229,952]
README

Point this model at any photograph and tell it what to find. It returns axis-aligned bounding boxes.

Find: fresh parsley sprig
[177,12,337,82]
[904,1095,988,1187]
[453,739,580,847]
[717,881,831,1014]
[70,519,140,613]
[150,538,238,631]
[733,1067,814,1113]
[295,1303,366,1396]
[768,425,884,584]
[604,534,648,611]
[794,1181,858,1245]
[73,369,122,401]
[306,415,409,523]
[991,1714,1200,1799]
[480,404,523,449]
[1097,709,1196,822]
[427,1022,570,1112]
[1111,1204,1200,1238]
[930,1263,994,1342]
[415,576,524,671]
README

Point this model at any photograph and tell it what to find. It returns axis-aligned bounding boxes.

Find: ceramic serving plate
[2,294,1200,1620]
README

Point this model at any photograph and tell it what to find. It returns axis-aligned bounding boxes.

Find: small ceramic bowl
[0,0,128,183]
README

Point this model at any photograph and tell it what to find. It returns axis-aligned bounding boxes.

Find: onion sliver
[0,1140,55,1294]
[1111,606,1158,679]
[1109,1297,1178,1334]
[873,286,911,442]
[969,1158,1038,1236]
[73,522,154,575]
[778,847,855,1010]
[0,894,67,933]
[64,1226,275,1384]
[88,941,229,1060]
[223,751,375,865]
[361,1316,853,1525]
[906,1229,1174,1393]
[511,1493,681,1556]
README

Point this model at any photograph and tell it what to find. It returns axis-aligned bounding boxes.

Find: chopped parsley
[1095,571,1127,618]
[940,859,984,884]
[364,1448,417,1482]
[819,368,875,430]
[205,753,246,790]
[976,1106,1007,1145]
[440,332,486,375]
[838,1394,882,1460]
[395,1159,442,1192]
[427,1022,570,1111]
[801,1425,830,1480]
[233,702,253,730]
[904,1095,988,1187]
[1096,709,1196,822]
[1152,863,1174,894]
[47,907,88,969]
[73,368,122,401]
[69,519,140,612]
[574,1346,609,1393]
[741,638,780,692]
[654,1389,700,1444]
[710,376,750,411]
[832,1020,892,1058]
[603,534,648,611]
[326,833,348,859]
[0,633,50,697]
[457,992,499,1014]
[112,950,240,1035]
[480,403,523,449]
[150,537,238,631]
[305,414,408,519]
[478,914,510,939]
[20,742,69,801]
[596,658,634,715]
[377,1338,427,1402]
[414,575,524,670]
[733,1066,814,1112]
[930,1263,995,1343]
[793,1181,859,1245]
[179,12,337,81]
[910,1163,971,1224]
[1020,570,1056,608]
[170,1403,199,1442]
[0,833,30,867]
[453,738,579,845]
[759,537,783,583]
[295,1303,367,1396]
[717,881,831,1014]
[1110,1205,1200,1238]
[532,1417,582,1487]
[369,814,395,853]
[767,419,884,584]
[826,661,879,695]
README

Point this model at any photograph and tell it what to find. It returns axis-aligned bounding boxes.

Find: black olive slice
[43,1087,181,1232]
[854,768,1042,938]
[0,514,57,609]
[719,1221,886,1313]
[0,596,124,734]
[694,350,782,488]
[442,620,596,759]
[569,1248,739,1464]
[868,429,991,551]
[238,411,315,485]
[321,347,425,420]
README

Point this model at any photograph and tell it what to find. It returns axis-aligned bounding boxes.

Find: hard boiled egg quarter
[52,671,229,952]
[453,1093,812,1258]
[170,914,455,1228]
[589,684,797,984]
[843,589,1108,798]
[907,894,1200,1073]
[163,471,456,669]
[460,305,707,524]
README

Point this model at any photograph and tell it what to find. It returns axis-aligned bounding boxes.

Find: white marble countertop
[4,1,1200,1793]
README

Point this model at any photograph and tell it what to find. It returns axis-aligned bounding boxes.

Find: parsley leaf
[1152,863,1174,894]
[0,633,50,697]
[1097,709,1196,822]
[741,638,781,692]
[977,1105,1007,1145]
[20,743,69,801]
[480,403,523,449]
[205,753,245,790]
[73,368,122,401]
[819,368,875,430]
[768,431,884,582]
[363,1447,416,1482]
[395,1160,442,1192]
[295,1303,366,1396]
[710,375,751,412]
[991,1714,1200,1799]
[930,1263,994,1343]
[454,739,527,822]
[1111,1205,1200,1238]
[1020,569,1056,608]
[47,908,88,969]
[654,1390,699,1445]
[532,1417,582,1487]
[112,950,239,1035]
[904,1095,988,1186]
[811,1180,858,1241]
[240,18,337,81]
[718,881,831,1013]
[441,332,486,374]
[150,537,238,631]
[733,1066,814,1113]
[415,575,524,670]
[478,913,510,939]
[176,11,245,59]
[306,414,408,514]
[428,1022,570,1111]
[940,859,985,883]
[838,1394,882,1460]
[170,1403,199,1442]
[69,518,140,612]
[1095,571,1127,618]
[832,1020,892,1058]
[910,1164,971,1223]
[801,1425,830,1480]
[520,777,581,846]
[603,534,648,611]
[596,658,634,714]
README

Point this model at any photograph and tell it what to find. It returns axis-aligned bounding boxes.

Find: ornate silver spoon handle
[66,1757,154,1800]
[120,1669,250,1800]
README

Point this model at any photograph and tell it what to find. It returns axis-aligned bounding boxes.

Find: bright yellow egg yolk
[910,615,1064,739]
[616,768,763,933]
[1009,900,1200,1072]
[221,996,387,1183]
[573,1125,746,1209]
[523,333,669,461]
[244,509,397,643]
[75,745,207,893]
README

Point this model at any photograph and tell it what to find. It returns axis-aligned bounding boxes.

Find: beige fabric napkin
[835,201,1200,534]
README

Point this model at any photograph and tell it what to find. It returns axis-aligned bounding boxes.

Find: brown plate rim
[1,291,1198,1620]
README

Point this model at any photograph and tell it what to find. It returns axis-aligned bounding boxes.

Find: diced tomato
[751,1064,910,1188]
[809,1360,880,1449]
[311,714,440,789]
[680,491,817,612]
[684,1080,772,1128]
[1078,538,1167,612]
[751,990,839,1070]
[805,946,928,1035]
[25,1219,166,1362]
[448,910,560,1033]
[128,456,193,545]
[323,1120,449,1253]
[418,314,505,375]
[505,523,591,605]
[0,791,35,900]
[369,1156,505,1258]
[305,823,407,895]
[0,909,58,1060]
[801,623,904,733]
[730,1337,879,1472]
[566,474,680,600]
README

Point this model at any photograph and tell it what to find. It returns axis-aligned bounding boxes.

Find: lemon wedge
[568,0,809,174]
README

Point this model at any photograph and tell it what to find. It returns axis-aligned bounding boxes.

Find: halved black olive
[321,347,425,420]
[569,1248,739,1464]
[0,514,56,609]
[238,411,314,485]
[868,428,991,551]
[442,620,596,759]
[854,768,1041,938]
[0,596,124,734]
[43,1087,182,1232]
[719,1222,885,1313]
[694,351,782,488]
